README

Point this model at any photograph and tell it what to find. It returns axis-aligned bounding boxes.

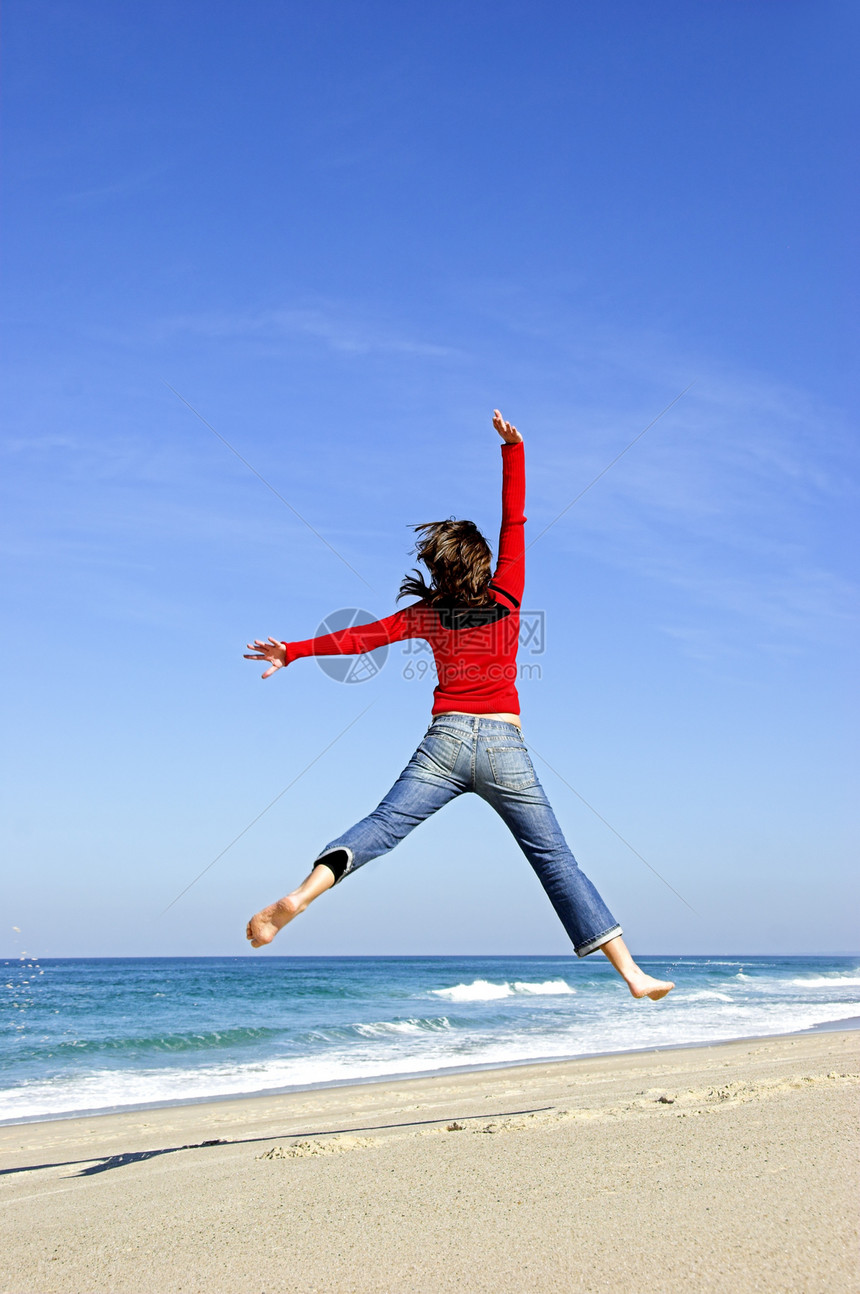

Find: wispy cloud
[0,434,80,455]
[60,166,166,206]
[156,303,460,359]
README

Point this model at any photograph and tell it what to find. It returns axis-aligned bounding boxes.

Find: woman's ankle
[599,934,638,980]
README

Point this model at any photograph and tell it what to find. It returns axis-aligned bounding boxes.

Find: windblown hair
[397,519,495,607]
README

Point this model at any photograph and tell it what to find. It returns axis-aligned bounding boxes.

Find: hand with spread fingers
[492,408,523,444]
[244,637,287,679]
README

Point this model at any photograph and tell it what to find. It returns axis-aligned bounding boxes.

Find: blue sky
[2,1,857,959]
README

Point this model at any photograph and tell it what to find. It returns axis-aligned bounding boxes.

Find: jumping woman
[245,411,674,1001]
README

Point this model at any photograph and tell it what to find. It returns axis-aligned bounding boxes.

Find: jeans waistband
[428,714,522,734]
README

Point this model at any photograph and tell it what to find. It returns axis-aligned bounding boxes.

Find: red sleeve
[283,604,426,663]
[489,441,526,606]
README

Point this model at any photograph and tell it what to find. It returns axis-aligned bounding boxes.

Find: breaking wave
[431,978,575,1003]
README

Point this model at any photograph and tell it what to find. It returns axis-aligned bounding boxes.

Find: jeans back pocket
[486,744,538,791]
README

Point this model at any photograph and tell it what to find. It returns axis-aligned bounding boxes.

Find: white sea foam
[432,980,514,1002]
[431,978,574,1002]
[676,991,734,1003]
[511,979,576,996]
[789,975,860,987]
[353,1018,451,1038]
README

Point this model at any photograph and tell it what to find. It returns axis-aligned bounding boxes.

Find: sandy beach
[1,1029,857,1294]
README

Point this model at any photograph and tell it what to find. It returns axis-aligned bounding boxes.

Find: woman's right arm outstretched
[245,606,424,679]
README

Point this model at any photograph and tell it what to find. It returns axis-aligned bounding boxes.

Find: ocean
[2,954,858,1124]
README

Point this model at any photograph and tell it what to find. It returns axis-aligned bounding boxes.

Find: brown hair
[397,519,494,607]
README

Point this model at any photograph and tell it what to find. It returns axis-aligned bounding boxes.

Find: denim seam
[575,924,623,958]
[421,732,463,777]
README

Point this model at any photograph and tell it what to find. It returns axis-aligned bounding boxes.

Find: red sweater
[283,441,527,715]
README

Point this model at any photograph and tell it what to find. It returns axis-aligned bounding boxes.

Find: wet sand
[1,1029,858,1293]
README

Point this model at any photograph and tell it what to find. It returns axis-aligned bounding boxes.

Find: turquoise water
[2,954,858,1123]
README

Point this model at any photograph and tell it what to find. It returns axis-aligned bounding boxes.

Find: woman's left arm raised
[491,409,526,605]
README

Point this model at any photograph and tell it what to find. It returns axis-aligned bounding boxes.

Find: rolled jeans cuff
[313,845,355,885]
[575,924,622,958]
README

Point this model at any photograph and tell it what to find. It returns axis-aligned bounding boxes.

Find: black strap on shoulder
[434,603,511,631]
[488,581,520,609]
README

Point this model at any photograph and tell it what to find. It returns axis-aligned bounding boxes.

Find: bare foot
[246,864,337,949]
[626,972,675,1001]
[246,895,303,948]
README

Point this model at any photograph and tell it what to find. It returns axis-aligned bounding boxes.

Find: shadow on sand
[1,1104,555,1178]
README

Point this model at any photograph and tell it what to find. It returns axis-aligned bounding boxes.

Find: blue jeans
[314,714,622,957]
